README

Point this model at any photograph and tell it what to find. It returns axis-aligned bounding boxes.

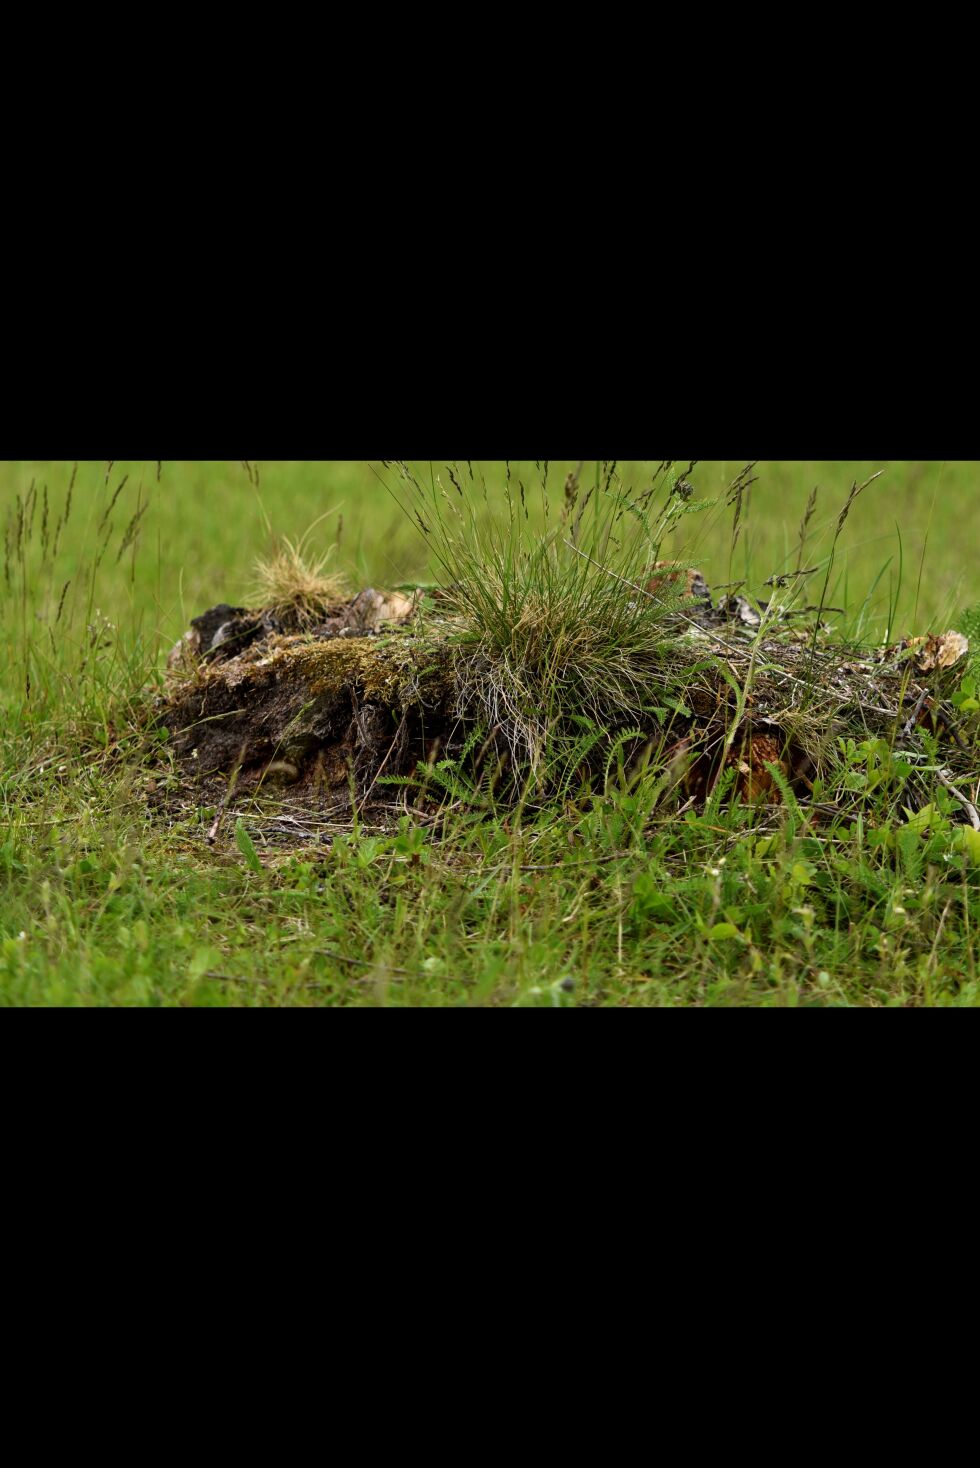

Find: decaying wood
[153,573,976,841]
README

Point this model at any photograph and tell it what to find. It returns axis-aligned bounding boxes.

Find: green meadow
[1,459,978,1006]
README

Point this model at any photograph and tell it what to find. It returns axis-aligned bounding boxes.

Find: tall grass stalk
[806,470,883,679]
[380,460,716,783]
[1,463,158,749]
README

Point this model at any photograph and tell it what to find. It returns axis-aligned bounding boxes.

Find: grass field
[2,459,978,1007]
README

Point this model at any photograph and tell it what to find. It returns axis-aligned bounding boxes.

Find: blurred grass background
[1,460,974,654]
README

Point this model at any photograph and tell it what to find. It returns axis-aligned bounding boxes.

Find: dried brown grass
[251,532,348,624]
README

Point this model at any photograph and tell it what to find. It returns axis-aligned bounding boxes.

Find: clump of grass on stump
[381,460,714,785]
[251,526,348,627]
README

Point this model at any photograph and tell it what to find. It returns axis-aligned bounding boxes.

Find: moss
[284,638,380,695]
[278,634,456,709]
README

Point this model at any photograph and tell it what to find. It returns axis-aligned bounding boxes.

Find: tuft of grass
[381,460,715,783]
[250,523,348,625]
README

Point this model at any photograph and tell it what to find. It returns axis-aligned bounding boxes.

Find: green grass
[2,458,979,1007]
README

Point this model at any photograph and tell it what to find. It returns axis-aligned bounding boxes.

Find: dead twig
[356,708,410,814]
[935,768,980,831]
[206,742,247,845]
[899,688,929,742]
[315,949,421,979]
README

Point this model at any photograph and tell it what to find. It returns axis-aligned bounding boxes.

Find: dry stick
[511,850,633,873]
[563,537,776,724]
[205,970,336,992]
[356,708,409,814]
[935,768,980,831]
[562,541,747,657]
[898,685,969,751]
[561,539,868,806]
[563,541,867,702]
[206,742,248,845]
[900,688,930,742]
[255,845,640,880]
[315,949,422,979]
[207,951,424,987]
[929,703,969,752]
